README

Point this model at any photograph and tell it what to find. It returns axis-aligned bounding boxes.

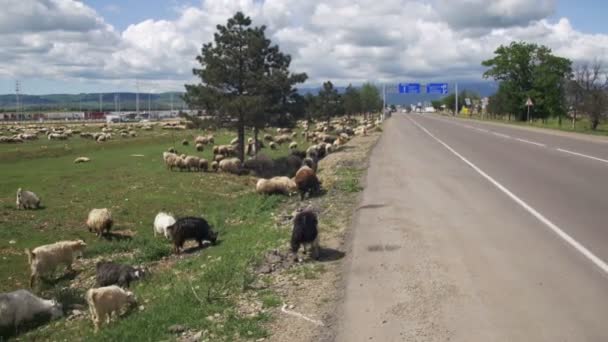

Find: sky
[1,0,607,95]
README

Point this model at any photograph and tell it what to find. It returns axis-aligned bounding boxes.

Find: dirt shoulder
[261,130,381,342]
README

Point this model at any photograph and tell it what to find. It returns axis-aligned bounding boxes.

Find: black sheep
[166,217,218,254]
[95,261,146,288]
[291,209,320,261]
[290,150,306,160]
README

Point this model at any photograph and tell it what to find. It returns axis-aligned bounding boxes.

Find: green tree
[360,83,382,117]
[184,12,306,160]
[482,41,572,121]
[570,61,608,130]
[343,84,361,117]
[316,81,341,125]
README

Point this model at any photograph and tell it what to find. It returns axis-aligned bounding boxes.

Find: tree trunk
[571,111,577,129]
[253,126,259,156]
[237,116,245,162]
[592,117,600,130]
[558,115,562,127]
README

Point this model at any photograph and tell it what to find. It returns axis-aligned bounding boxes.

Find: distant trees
[359,83,382,117]
[568,61,608,130]
[482,41,572,122]
[184,12,306,160]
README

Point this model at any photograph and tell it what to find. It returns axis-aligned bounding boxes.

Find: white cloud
[1,0,607,93]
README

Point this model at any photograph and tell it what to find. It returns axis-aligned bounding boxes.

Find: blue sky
[1,0,608,95]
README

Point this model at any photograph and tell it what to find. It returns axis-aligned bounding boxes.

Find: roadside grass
[334,167,364,193]
[452,113,608,136]
[0,124,313,340]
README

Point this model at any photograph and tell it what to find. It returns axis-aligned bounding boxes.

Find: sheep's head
[209,230,218,245]
[166,224,176,238]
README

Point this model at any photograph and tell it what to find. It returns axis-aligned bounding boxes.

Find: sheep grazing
[95,261,147,288]
[302,157,317,173]
[181,139,189,146]
[166,217,218,254]
[0,290,63,332]
[214,154,225,163]
[86,208,113,237]
[184,155,200,171]
[294,166,321,200]
[269,142,278,150]
[210,161,219,172]
[274,134,292,144]
[256,177,297,196]
[167,147,178,154]
[230,137,239,145]
[86,285,136,332]
[263,133,274,142]
[219,157,242,175]
[195,143,204,151]
[16,188,41,210]
[289,142,298,150]
[291,209,320,261]
[198,158,209,172]
[153,212,176,239]
[74,157,91,163]
[26,240,87,288]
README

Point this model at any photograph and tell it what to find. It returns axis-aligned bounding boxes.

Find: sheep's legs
[29,274,36,288]
[311,238,320,260]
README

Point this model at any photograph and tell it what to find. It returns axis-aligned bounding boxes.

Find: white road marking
[475,127,489,133]
[556,148,608,165]
[515,138,546,147]
[407,116,608,275]
[492,132,511,139]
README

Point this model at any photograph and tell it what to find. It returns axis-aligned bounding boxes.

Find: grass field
[453,113,608,136]
[0,124,318,340]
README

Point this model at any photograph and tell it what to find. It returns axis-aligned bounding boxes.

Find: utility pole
[15,80,20,117]
[455,82,459,116]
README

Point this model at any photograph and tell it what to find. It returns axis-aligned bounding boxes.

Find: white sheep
[86,285,136,332]
[86,208,113,237]
[289,142,298,150]
[153,212,176,239]
[219,158,242,174]
[16,188,41,210]
[0,290,63,331]
[74,157,91,163]
[256,177,297,195]
[26,240,87,288]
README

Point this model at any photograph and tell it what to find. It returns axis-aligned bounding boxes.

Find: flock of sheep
[0,115,380,337]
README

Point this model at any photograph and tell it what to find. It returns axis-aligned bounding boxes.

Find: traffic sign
[399,83,421,94]
[426,83,449,94]
[526,98,534,107]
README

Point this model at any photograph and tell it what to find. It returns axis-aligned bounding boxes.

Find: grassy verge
[449,113,608,137]
[0,124,313,341]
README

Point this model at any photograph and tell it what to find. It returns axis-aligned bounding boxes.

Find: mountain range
[0,82,497,111]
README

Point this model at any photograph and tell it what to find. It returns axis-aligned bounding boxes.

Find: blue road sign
[426,83,449,94]
[398,83,421,94]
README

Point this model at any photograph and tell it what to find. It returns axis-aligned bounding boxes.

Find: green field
[0,124,316,340]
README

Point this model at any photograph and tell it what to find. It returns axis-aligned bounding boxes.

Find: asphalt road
[333,113,608,342]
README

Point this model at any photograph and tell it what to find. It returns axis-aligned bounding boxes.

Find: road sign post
[526,98,534,122]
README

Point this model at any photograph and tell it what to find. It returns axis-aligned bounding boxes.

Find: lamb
[289,142,298,150]
[26,240,87,288]
[86,208,113,237]
[163,152,179,170]
[16,188,41,210]
[294,166,321,200]
[291,208,320,261]
[181,139,189,146]
[269,142,278,150]
[219,157,242,174]
[166,217,218,254]
[0,290,63,332]
[153,212,176,239]
[256,177,297,196]
[95,261,147,288]
[86,285,136,332]
[74,157,91,163]
[195,143,204,151]
[210,161,219,172]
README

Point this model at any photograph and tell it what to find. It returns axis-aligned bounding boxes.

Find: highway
[333,113,608,342]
